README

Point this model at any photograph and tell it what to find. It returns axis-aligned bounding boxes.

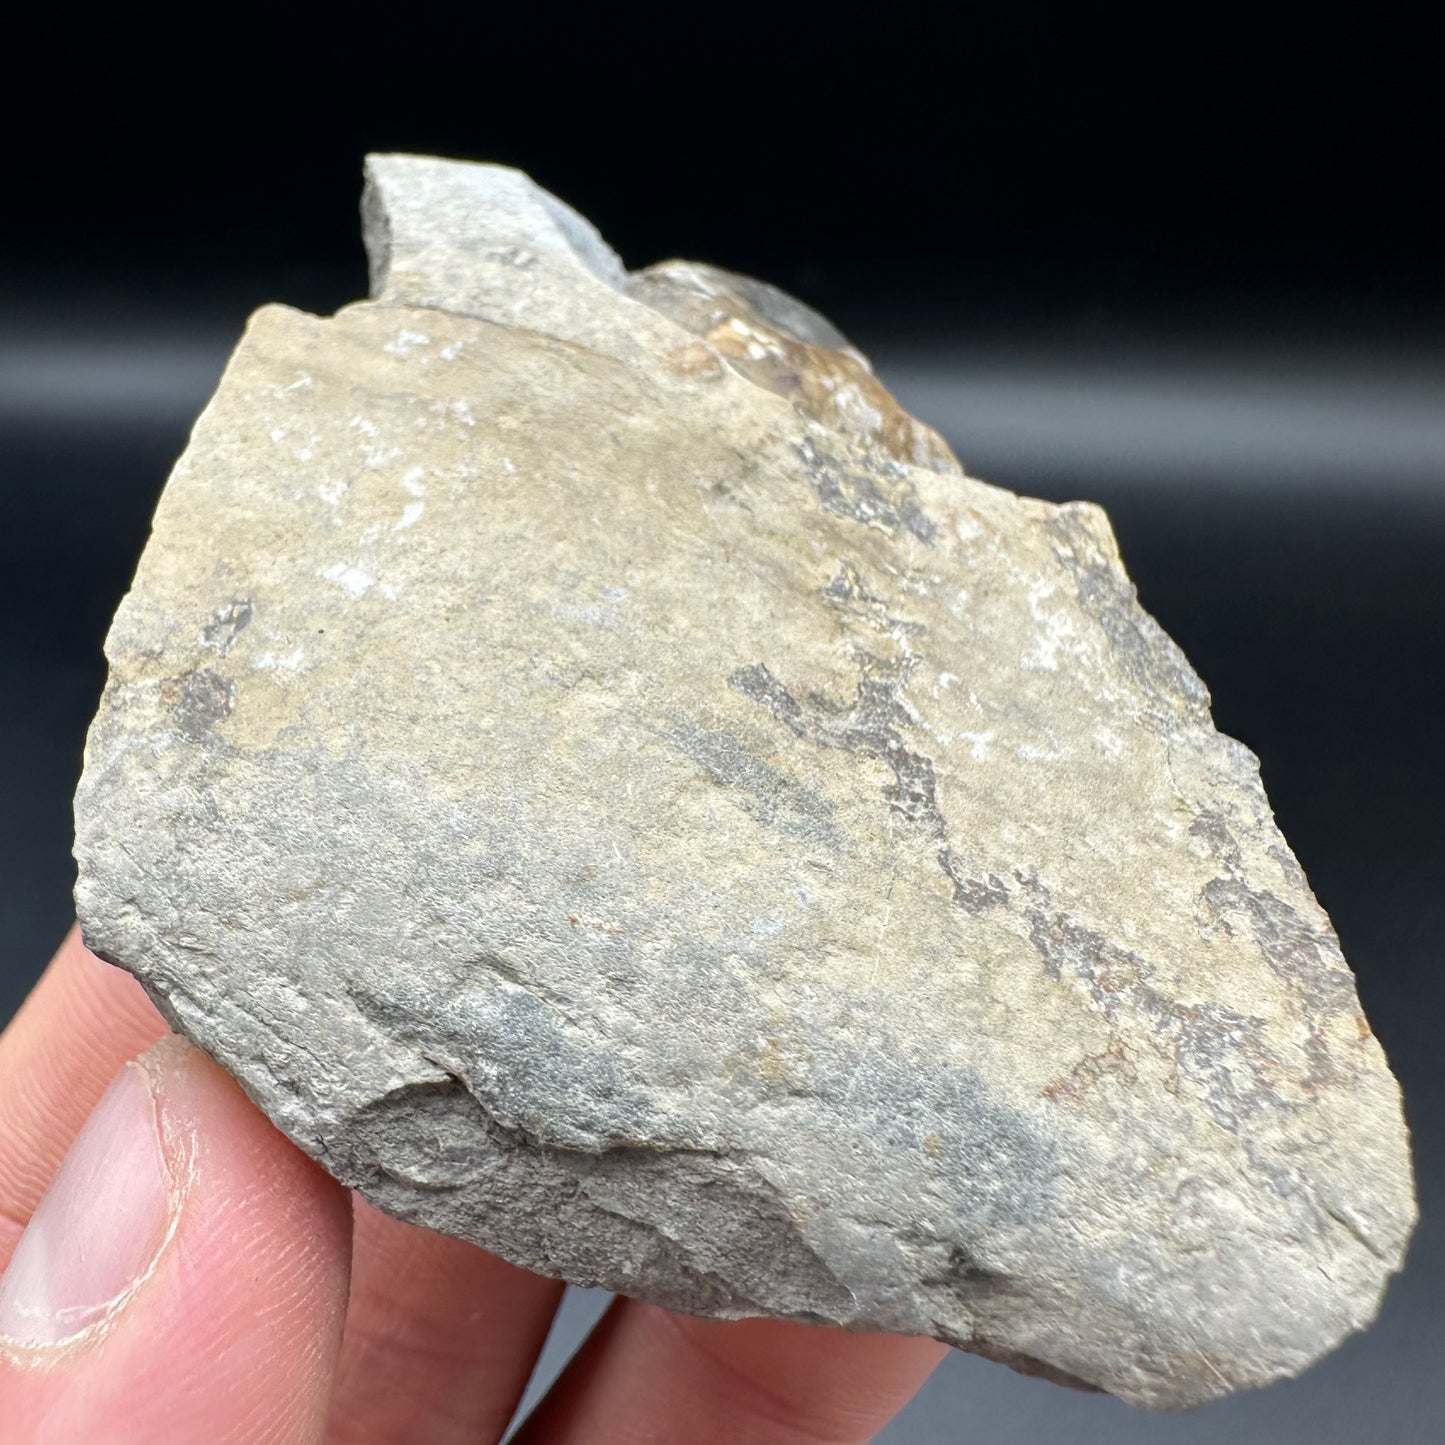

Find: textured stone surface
[74,154,1415,1409]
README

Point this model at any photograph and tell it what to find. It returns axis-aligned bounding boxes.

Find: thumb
[0,1036,352,1445]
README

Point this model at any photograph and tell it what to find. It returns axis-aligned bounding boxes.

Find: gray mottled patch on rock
[170,668,235,740]
[729,657,946,837]
[661,716,839,847]
[199,598,253,654]
[797,434,938,543]
[73,153,1415,1411]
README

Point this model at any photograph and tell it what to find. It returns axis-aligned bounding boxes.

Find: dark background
[1,4,1440,1440]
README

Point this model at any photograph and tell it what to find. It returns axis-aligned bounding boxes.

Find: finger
[0,1037,353,1445]
[0,926,168,1263]
[0,927,567,1444]
[513,1302,948,1445]
[326,1197,563,1445]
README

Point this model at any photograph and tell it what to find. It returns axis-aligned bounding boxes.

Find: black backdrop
[7,2,1441,325]
[1,4,1441,1441]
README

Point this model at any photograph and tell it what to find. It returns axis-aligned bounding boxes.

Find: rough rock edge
[75,154,1416,1412]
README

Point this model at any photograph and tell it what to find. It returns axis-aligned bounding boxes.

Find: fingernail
[0,1061,178,1348]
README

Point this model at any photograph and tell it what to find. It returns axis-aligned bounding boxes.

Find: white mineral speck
[384,329,431,356]
[320,563,376,599]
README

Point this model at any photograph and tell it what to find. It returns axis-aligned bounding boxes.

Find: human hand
[0,928,945,1443]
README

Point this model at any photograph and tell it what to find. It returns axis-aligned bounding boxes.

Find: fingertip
[0,1037,352,1445]
[0,926,167,1263]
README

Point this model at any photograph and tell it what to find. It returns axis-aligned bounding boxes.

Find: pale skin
[0,928,946,1443]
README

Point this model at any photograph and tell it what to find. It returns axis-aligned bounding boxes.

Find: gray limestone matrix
[73,154,1416,1409]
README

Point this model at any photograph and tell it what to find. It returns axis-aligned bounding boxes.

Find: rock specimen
[73,154,1415,1409]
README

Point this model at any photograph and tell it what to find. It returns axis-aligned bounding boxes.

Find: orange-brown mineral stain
[1041,1036,1139,1107]
[634,262,958,474]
